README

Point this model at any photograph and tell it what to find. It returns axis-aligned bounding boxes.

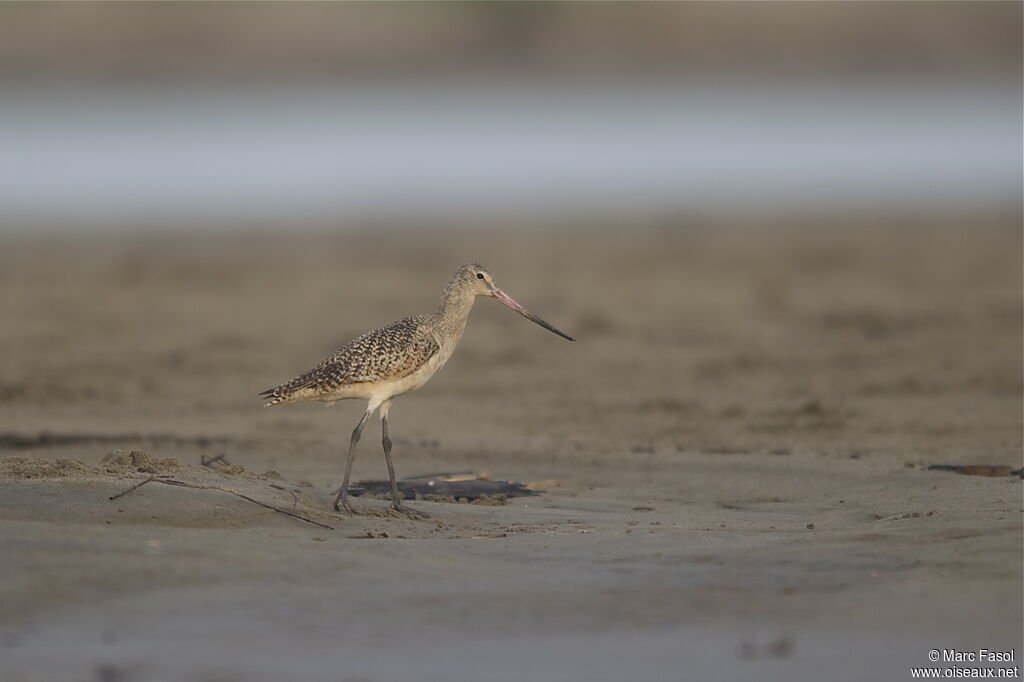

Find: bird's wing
[260,316,439,404]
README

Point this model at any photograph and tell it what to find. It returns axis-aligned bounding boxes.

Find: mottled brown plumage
[259,263,574,519]
[259,316,439,406]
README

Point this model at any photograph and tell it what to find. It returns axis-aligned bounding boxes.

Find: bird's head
[451,263,574,342]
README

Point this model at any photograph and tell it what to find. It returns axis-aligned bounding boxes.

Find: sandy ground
[0,215,1021,682]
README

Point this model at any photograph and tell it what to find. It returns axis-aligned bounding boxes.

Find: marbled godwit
[260,264,574,519]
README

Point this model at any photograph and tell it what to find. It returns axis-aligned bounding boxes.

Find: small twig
[405,470,473,480]
[108,477,334,530]
[109,476,157,500]
[200,454,230,469]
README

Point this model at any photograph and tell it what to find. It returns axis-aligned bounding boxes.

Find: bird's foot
[332,494,360,516]
[390,502,430,520]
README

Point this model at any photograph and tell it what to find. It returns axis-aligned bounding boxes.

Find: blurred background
[0,0,1020,466]
[0,2,1019,229]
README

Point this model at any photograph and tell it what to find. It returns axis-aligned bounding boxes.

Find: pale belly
[313,344,452,408]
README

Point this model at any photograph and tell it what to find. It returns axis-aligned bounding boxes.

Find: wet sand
[1,215,1021,681]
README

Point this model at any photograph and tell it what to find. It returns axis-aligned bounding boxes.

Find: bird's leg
[380,402,429,520]
[333,409,372,514]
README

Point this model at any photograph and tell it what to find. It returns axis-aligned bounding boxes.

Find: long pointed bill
[492,288,575,342]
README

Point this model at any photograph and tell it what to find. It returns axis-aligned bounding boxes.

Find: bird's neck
[434,287,477,339]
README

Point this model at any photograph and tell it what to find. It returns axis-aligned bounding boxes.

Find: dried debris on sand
[2,450,338,529]
[1,451,548,523]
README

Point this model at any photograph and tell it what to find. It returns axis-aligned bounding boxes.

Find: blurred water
[1,82,1019,227]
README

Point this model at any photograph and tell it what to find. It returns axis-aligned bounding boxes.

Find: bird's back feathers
[260,316,439,406]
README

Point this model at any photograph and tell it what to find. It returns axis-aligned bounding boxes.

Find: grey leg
[333,409,372,513]
[381,403,429,520]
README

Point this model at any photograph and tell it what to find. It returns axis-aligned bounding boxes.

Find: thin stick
[109,476,157,500]
[109,477,335,530]
[200,454,233,469]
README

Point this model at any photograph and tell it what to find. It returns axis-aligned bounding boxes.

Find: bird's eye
[476,273,484,280]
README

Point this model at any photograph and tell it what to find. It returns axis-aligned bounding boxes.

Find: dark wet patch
[928,464,1022,478]
[350,476,538,502]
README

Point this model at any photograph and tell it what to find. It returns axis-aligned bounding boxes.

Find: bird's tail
[258,386,288,407]
[260,368,321,407]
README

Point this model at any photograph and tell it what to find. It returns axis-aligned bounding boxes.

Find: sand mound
[0,450,182,481]
[0,456,88,479]
[101,449,181,474]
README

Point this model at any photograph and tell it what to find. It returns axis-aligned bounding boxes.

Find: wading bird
[260,264,574,519]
